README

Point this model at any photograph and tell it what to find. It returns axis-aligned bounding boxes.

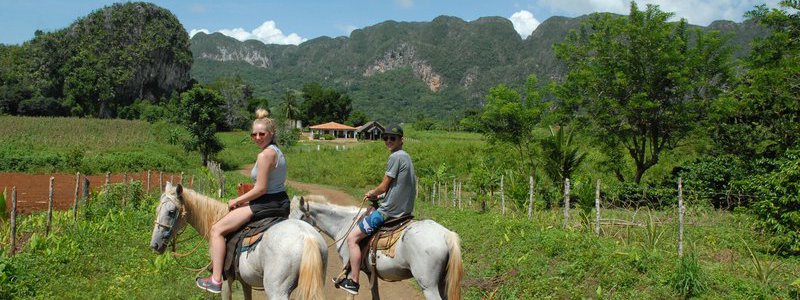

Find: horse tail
[445,231,464,300]
[297,236,325,300]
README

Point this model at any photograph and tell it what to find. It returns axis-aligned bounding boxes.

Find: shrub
[677,155,750,208]
[0,257,32,298]
[670,253,707,299]
[741,150,800,255]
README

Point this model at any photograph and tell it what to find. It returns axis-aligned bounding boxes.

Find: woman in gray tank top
[196,108,289,293]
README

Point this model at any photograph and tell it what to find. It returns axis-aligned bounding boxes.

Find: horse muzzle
[151,241,168,254]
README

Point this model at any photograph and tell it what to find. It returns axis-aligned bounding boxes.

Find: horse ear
[165,181,173,190]
[299,196,306,210]
[175,184,183,196]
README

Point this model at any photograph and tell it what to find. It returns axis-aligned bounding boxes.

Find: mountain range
[191,14,767,124]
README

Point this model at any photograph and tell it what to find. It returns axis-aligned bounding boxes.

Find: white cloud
[535,0,783,25]
[190,21,307,45]
[394,0,414,9]
[509,10,541,39]
[189,28,209,37]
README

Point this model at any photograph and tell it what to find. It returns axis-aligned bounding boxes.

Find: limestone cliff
[363,44,443,92]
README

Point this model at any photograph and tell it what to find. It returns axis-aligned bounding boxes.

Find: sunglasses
[382,135,399,142]
[250,132,267,138]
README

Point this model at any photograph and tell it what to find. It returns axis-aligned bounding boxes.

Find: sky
[0,0,784,46]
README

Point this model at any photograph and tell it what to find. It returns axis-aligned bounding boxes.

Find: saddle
[221,184,284,280]
[358,207,414,282]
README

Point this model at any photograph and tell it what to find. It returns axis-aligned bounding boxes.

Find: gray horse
[291,195,463,300]
[150,182,328,300]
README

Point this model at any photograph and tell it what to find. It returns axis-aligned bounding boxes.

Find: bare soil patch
[0,172,181,214]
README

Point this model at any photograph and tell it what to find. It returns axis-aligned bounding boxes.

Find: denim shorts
[358,210,386,236]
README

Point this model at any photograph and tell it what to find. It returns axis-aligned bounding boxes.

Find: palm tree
[281,90,301,128]
[541,125,586,187]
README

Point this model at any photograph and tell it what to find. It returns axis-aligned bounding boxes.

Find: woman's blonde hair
[253,108,277,144]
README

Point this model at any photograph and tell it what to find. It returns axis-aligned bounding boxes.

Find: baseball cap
[383,124,403,136]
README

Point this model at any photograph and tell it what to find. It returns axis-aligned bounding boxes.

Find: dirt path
[236,166,424,300]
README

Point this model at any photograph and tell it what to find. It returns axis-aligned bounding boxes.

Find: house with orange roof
[309,122,357,139]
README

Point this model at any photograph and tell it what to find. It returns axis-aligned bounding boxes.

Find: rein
[303,196,369,249]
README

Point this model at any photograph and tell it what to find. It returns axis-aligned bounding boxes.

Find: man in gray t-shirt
[336,124,416,295]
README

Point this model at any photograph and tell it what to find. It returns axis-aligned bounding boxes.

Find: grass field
[0,117,798,299]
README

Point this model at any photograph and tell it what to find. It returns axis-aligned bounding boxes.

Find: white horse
[291,195,463,300]
[149,182,328,300]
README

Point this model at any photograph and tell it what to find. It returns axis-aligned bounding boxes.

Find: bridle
[154,194,185,239]
[154,191,206,271]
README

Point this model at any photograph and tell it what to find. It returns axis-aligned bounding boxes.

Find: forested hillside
[0,2,191,118]
[189,14,767,123]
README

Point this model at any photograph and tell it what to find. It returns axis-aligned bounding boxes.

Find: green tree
[209,76,253,130]
[541,126,586,186]
[280,89,302,128]
[179,85,225,166]
[711,3,800,158]
[476,84,540,171]
[346,110,369,127]
[554,3,733,184]
[300,83,352,125]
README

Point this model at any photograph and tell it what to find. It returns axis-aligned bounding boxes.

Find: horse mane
[300,194,362,215]
[178,187,228,239]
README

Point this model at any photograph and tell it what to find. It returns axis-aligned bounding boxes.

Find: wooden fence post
[146,170,151,193]
[458,182,462,209]
[180,172,184,186]
[528,176,534,220]
[81,177,90,209]
[74,172,80,218]
[501,175,505,217]
[431,182,436,205]
[452,179,457,207]
[415,176,419,202]
[159,171,163,192]
[46,177,54,236]
[105,172,110,194]
[190,176,194,189]
[44,176,56,236]
[122,173,128,207]
[678,177,684,257]
[595,179,601,235]
[564,178,570,229]
[9,187,16,256]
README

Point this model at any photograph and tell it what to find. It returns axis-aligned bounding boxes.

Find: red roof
[309,122,357,130]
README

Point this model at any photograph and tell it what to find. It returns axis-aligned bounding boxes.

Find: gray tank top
[250,144,287,193]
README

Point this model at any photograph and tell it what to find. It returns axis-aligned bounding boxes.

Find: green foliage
[20,2,191,118]
[208,76,255,130]
[740,151,800,255]
[179,85,225,166]
[555,3,734,184]
[346,110,369,127]
[0,116,192,173]
[711,4,800,159]
[0,256,33,299]
[299,83,353,125]
[0,188,5,220]
[541,126,586,186]
[742,236,783,286]
[670,253,707,299]
[476,84,541,171]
